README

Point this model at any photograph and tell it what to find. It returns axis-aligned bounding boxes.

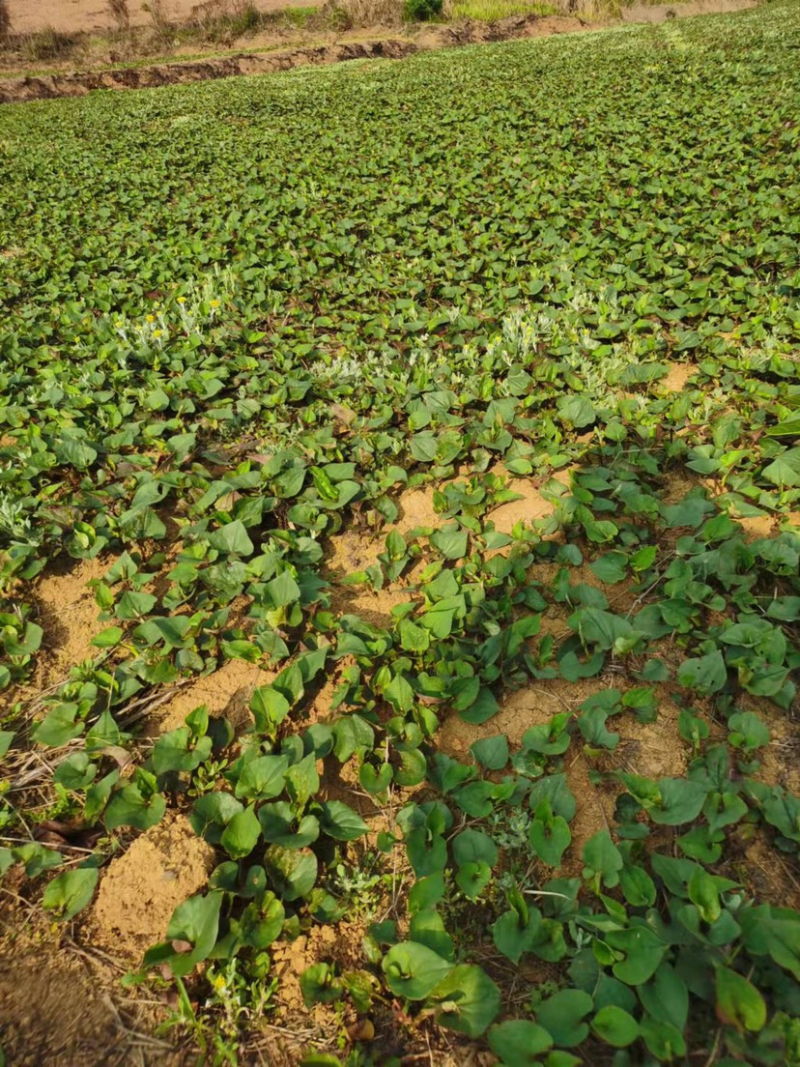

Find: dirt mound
[92,815,216,962]
[26,557,107,694]
[150,656,276,735]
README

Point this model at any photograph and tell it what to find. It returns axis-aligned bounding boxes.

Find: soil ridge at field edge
[0,4,754,106]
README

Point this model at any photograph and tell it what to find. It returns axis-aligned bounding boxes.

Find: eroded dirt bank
[0,1,756,106]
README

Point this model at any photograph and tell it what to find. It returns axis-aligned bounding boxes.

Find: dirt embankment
[0,36,415,103]
[0,16,585,104]
[0,0,756,106]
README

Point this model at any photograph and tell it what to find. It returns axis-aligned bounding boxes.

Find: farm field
[1,3,799,1065]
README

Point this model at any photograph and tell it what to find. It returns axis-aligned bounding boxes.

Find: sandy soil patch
[28,557,108,692]
[91,813,216,961]
[325,524,418,627]
[149,655,276,735]
[438,674,689,876]
[324,475,565,625]
[486,479,557,536]
[660,361,696,393]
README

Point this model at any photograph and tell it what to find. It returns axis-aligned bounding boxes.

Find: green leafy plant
[403,0,442,19]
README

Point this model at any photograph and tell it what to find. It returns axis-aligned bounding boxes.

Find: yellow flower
[210,299,220,309]
[177,296,186,304]
[211,975,227,992]
[146,314,155,323]
[153,330,163,338]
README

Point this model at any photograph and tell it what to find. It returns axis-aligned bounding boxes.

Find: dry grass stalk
[4,683,186,794]
[321,0,405,29]
[20,26,76,61]
[142,0,171,38]
[107,0,131,29]
[191,0,267,40]
[0,0,12,39]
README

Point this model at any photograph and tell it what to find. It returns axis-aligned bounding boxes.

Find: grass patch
[192,0,264,41]
[447,0,698,20]
[319,0,406,28]
[19,27,77,62]
[282,5,320,28]
[186,0,316,41]
[447,0,557,20]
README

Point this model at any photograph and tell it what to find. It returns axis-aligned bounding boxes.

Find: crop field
[0,3,799,1064]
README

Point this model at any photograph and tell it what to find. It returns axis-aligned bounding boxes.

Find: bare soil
[0,941,123,1067]
[0,910,179,1066]
[660,361,696,394]
[5,0,757,36]
[0,16,589,104]
[0,557,107,717]
[7,0,317,35]
[147,656,276,735]
[621,0,755,20]
[91,814,217,962]
[32,557,108,689]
